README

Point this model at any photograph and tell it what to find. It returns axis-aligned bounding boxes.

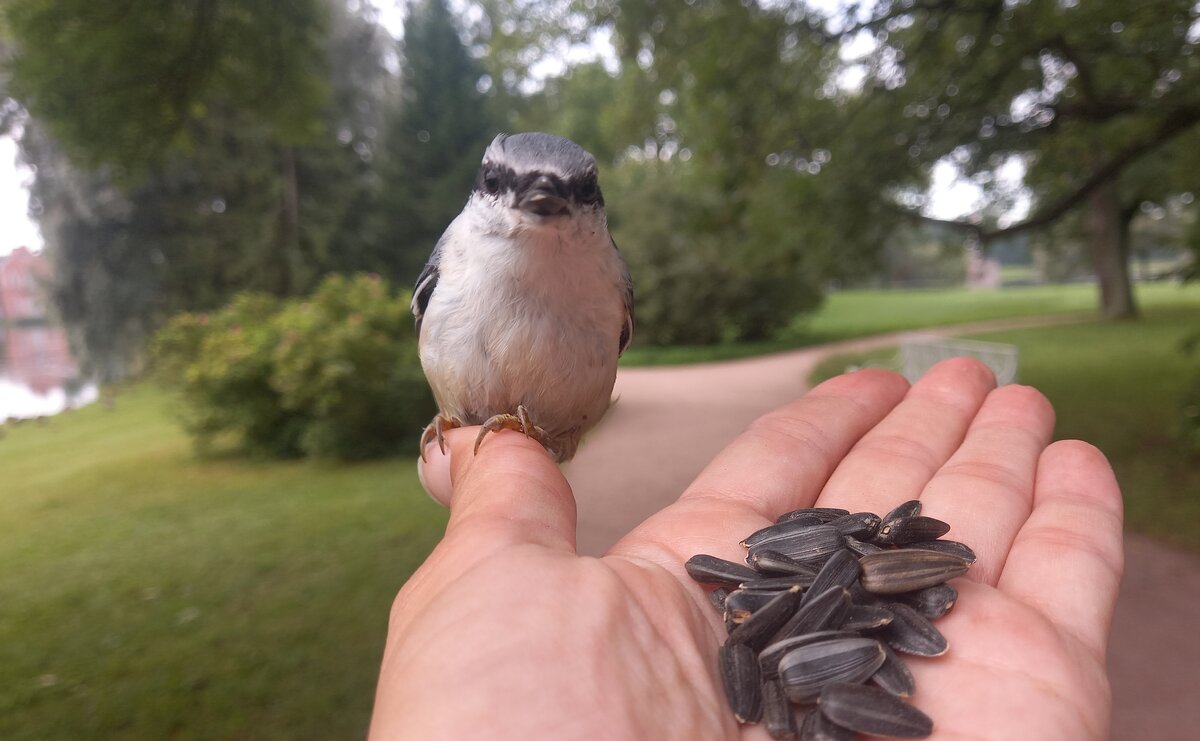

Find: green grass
[622,281,1200,366]
[0,386,446,740]
[809,304,1200,549]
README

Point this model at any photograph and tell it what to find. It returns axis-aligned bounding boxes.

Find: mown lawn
[0,386,446,740]
[623,281,1200,365]
[810,301,1200,549]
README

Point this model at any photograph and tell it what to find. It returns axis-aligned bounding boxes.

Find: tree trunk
[1084,179,1138,319]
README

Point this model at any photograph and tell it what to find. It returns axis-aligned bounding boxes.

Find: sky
[0,0,1002,257]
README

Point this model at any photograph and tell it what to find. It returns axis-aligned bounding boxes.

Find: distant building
[0,246,52,321]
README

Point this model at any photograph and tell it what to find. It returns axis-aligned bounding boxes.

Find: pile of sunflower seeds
[686,500,974,739]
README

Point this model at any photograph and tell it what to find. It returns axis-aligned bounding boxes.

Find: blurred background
[1,1,1197,738]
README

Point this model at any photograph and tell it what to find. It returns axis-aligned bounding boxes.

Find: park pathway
[563,316,1199,741]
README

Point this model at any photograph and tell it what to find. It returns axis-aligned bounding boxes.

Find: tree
[2,1,395,379]
[374,0,497,282]
[817,0,1200,318]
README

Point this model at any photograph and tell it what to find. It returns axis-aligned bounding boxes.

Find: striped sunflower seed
[803,549,860,604]
[818,683,933,738]
[905,538,978,565]
[882,499,922,522]
[727,586,803,651]
[685,554,762,587]
[859,549,969,595]
[871,643,917,698]
[719,643,763,724]
[828,511,882,540]
[748,524,845,564]
[725,588,787,625]
[881,603,949,657]
[775,586,851,641]
[741,576,816,591]
[758,630,858,678]
[778,637,887,703]
[844,536,885,557]
[775,507,849,524]
[749,549,821,578]
[708,587,731,613]
[799,707,856,740]
[872,515,952,546]
[761,676,800,740]
[896,582,958,620]
[841,603,894,631]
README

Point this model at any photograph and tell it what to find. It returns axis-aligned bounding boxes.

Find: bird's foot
[420,415,461,461]
[474,405,553,457]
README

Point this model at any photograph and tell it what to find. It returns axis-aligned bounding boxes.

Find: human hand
[369,358,1123,740]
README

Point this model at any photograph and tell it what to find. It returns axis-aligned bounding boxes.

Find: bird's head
[468,132,606,237]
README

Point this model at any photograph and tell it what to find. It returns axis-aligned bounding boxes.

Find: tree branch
[890,106,1200,240]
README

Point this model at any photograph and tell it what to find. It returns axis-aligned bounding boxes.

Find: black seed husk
[844,537,885,557]
[800,707,857,740]
[841,603,894,631]
[775,586,851,641]
[828,511,882,539]
[725,588,786,624]
[741,575,817,591]
[778,637,887,703]
[818,683,933,738]
[759,630,858,679]
[872,515,952,546]
[686,553,763,586]
[859,549,970,595]
[762,676,800,740]
[775,507,850,524]
[748,524,845,564]
[803,549,860,604]
[904,538,978,565]
[881,602,949,657]
[719,643,763,724]
[871,643,917,698]
[750,549,822,578]
[727,586,803,651]
[708,587,731,613]
[895,582,958,620]
[882,499,922,522]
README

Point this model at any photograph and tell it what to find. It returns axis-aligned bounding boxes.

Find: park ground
[1,282,1198,739]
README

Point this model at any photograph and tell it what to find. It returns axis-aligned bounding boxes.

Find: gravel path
[563,316,1199,740]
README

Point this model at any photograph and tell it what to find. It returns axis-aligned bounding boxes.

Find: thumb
[423,427,578,556]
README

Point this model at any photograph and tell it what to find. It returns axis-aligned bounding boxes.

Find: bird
[412,132,634,463]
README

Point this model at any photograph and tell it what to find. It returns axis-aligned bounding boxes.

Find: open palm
[370,358,1122,740]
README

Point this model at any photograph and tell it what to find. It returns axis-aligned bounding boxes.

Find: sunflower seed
[841,603,894,631]
[778,637,887,703]
[758,630,859,678]
[686,554,763,586]
[775,507,850,524]
[749,524,845,564]
[882,499,922,522]
[818,683,933,738]
[799,707,856,740]
[708,587,731,612]
[881,603,949,657]
[749,549,821,578]
[719,643,763,724]
[904,538,978,565]
[743,518,818,548]
[803,549,860,604]
[844,537,885,557]
[742,576,816,591]
[762,676,800,740]
[727,586,803,651]
[873,515,952,546]
[859,549,969,595]
[871,644,916,698]
[828,512,882,539]
[725,588,787,624]
[775,586,851,641]
[896,582,958,620]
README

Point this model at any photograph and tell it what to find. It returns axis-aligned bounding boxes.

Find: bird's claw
[474,404,553,457]
[419,415,461,462]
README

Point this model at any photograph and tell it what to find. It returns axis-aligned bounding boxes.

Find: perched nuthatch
[413,132,634,462]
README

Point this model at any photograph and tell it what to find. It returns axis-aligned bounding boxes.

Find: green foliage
[153,274,434,460]
[2,0,330,171]
[375,0,497,282]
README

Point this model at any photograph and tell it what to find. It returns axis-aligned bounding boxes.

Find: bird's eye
[579,177,598,201]
[483,169,501,195]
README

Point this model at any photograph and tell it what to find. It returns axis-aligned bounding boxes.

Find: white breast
[418,211,627,439]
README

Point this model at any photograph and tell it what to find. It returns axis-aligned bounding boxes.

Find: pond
[0,325,98,423]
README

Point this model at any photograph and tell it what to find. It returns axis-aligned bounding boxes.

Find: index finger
[611,369,910,566]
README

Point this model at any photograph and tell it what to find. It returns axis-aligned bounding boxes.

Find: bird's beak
[517,175,569,216]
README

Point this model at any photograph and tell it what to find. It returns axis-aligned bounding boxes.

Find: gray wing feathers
[411,236,445,337]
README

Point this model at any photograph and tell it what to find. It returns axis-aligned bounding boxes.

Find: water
[0,325,98,423]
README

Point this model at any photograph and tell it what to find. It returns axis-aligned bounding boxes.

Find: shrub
[153,274,435,459]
